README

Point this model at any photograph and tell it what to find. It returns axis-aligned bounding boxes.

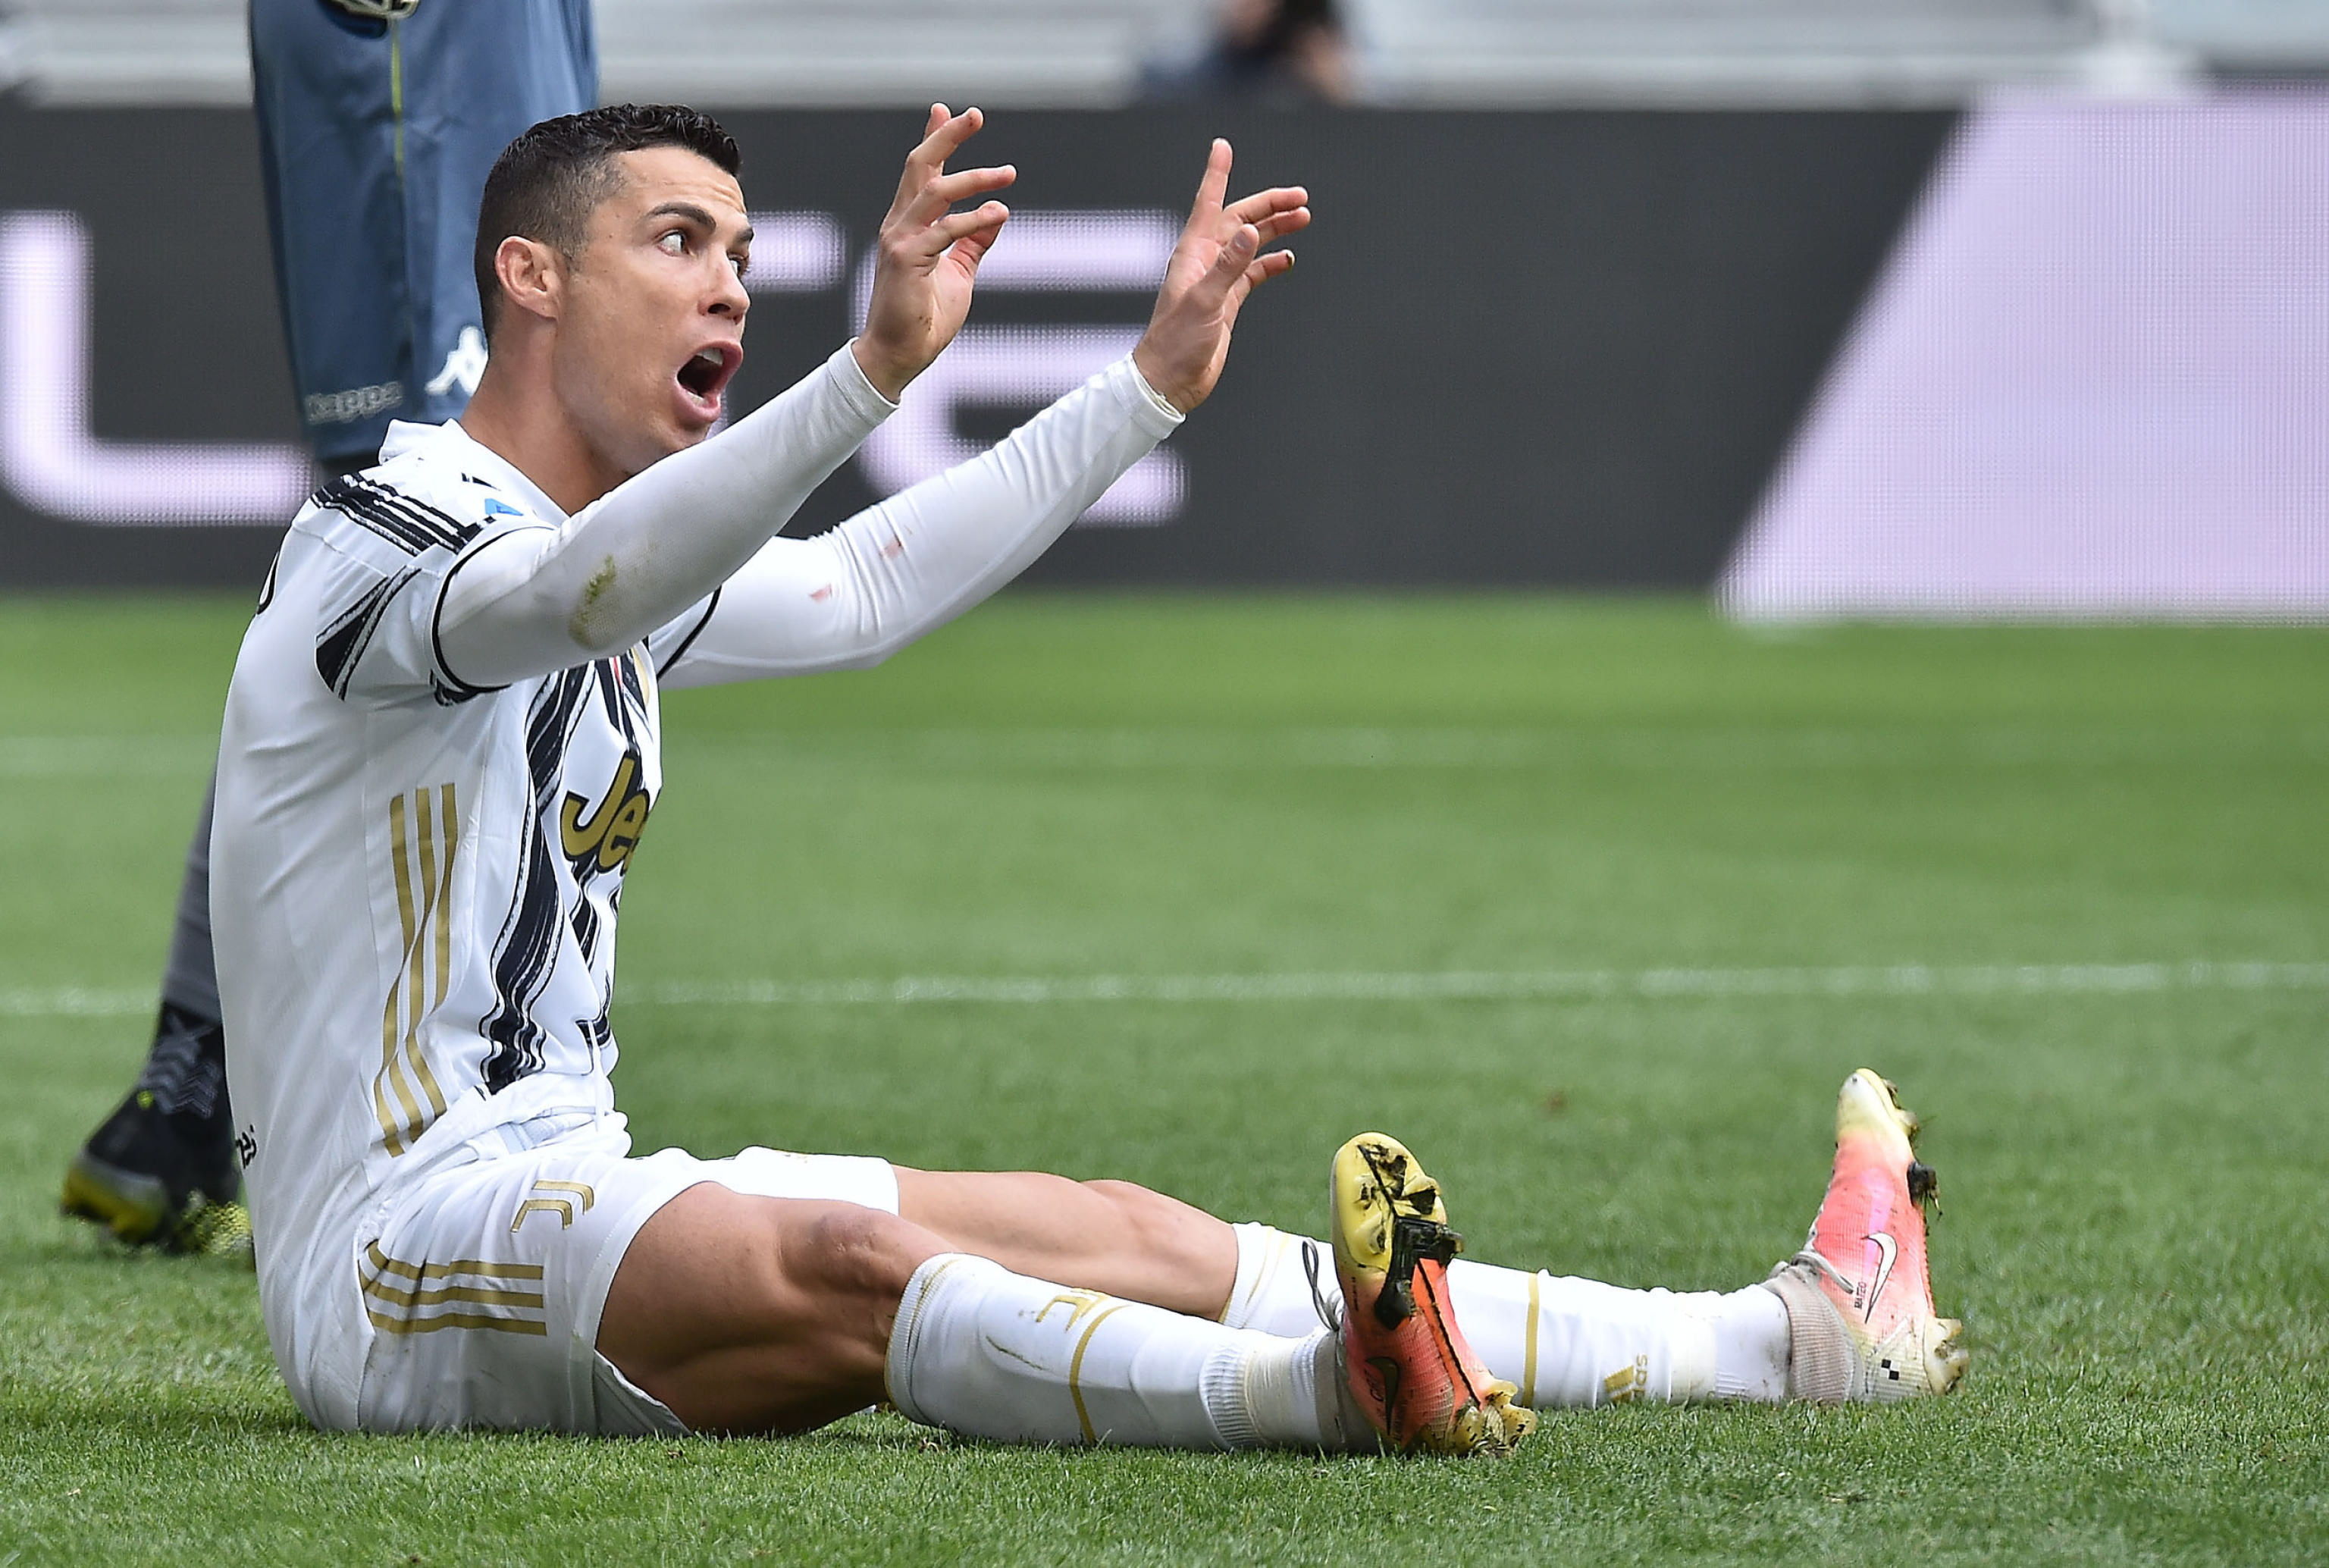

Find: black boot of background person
[61,1002,252,1258]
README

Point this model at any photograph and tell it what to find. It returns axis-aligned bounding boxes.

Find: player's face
[554,146,751,479]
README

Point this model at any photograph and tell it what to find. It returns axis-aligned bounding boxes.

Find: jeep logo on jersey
[559,751,651,873]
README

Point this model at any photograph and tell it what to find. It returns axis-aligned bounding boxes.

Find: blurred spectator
[1145,0,1356,105]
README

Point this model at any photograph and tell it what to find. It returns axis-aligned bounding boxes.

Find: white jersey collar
[378,418,572,525]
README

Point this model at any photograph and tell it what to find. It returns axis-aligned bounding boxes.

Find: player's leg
[60,779,249,1255]
[882,1153,1786,1406]
[397,0,596,424]
[603,1068,1962,1444]
[595,1185,943,1435]
[881,1131,1532,1454]
[1224,1222,1794,1406]
[597,1181,1362,1450]
[249,0,415,467]
[891,1168,1239,1319]
[604,1143,1532,1453]
[1209,1069,1967,1406]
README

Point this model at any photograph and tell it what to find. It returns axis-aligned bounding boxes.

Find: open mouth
[676,343,740,409]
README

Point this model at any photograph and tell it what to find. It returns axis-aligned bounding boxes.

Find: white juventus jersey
[212,350,1179,1428]
[213,419,713,1416]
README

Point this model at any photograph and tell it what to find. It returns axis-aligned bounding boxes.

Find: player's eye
[729,252,749,277]
[657,230,687,256]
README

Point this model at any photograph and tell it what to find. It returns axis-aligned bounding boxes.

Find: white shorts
[346,1126,897,1435]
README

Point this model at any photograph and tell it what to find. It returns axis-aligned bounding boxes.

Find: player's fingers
[1246,249,1295,288]
[1179,139,1233,238]
[945,208,1011,274]
[892,105,980,205]
[1191,221,1260,303]
[926,202,1011,253]
[922,104,984,161]
[1221,246,1296,309]
[897,104,952,187]
[1224,186,1308,227]
[1247,205,1311,244]
[905,164,1017,225]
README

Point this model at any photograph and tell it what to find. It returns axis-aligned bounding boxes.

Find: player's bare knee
[781,1203,931,1309]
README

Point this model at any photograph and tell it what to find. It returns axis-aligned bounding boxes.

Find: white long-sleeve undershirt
[434,343,1181,692]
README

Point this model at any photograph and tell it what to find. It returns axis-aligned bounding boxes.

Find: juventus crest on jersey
[210,419,715,1365]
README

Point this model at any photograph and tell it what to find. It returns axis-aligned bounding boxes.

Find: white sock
[1220,1225,1791,1406]
[1704,1284,1791,1401]
[886,1253,1368,1450]
[1220,1221,1341,1335]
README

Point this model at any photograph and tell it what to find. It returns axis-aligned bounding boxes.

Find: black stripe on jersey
[569,886,601,967]
[614,644,650,719]
[369,480,481,551]
[653,588,722,679]
[593,657,625,730]
[328,489,439,557]
[315,568,418,699]
[314,475,480,557]
[590,651,650,753]
[479,666,592,1093]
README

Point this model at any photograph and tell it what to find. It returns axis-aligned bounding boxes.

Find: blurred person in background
[1145,0,1356,105]
[58,0,596,1256]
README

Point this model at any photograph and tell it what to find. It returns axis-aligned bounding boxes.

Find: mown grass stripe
[9,722,2329,780]
[642,960,2329,1008]
[16,961,2321,1020]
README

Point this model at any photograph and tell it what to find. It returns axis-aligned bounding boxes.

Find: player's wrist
[848,334,923,403]
[1130,340,1201,416]
[1123,356,1186,428]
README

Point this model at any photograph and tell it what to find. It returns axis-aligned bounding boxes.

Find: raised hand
[1131,140,1309,414]
[852,105,1017,400]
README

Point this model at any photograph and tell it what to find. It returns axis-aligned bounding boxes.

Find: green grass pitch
[2,593,2323,1566]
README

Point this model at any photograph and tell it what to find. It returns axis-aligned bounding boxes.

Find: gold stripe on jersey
[375,783,459,1155]
[360,1242,548,1337]
[408,784,453,1121]
[375,793,425,1148]
[364,1242,547,1282]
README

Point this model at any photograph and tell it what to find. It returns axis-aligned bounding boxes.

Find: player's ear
[494,235,565,326]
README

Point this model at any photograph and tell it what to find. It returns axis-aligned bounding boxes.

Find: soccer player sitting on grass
[211,104,1967,1448]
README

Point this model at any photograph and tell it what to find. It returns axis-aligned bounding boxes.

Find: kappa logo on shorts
[511,1180,597,1232]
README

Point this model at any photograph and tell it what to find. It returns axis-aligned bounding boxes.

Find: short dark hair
[472,104,742,339]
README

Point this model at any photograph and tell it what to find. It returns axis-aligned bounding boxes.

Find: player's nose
[709,257,751,319]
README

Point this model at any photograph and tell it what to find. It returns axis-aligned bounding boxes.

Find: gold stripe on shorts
[360,1241,547,1337]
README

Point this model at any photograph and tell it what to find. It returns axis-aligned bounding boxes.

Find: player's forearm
[436,343,898,688]
[661,356,1182,685]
